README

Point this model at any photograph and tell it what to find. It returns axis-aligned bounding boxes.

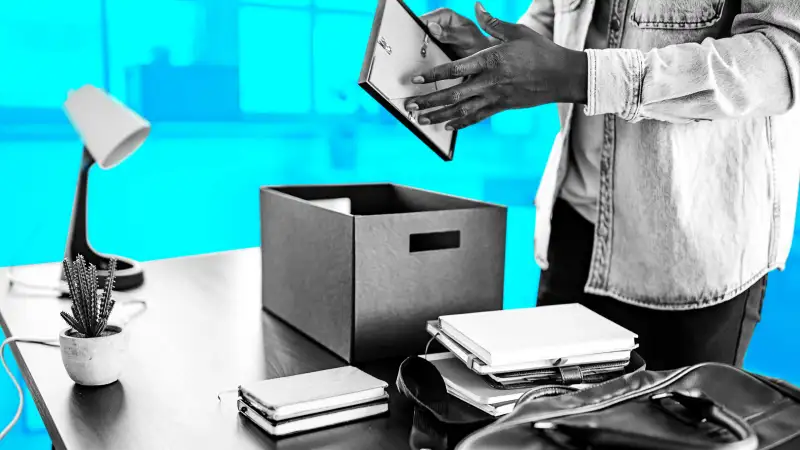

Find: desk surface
[0,249,419,450]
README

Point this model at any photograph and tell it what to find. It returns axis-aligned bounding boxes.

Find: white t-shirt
[558,0,610,224]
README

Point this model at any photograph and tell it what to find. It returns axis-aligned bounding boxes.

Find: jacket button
[598,224,609,237]
[610,15,621,31]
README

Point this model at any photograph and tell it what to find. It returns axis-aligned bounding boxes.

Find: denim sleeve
[518,0,555,41]
[584,0,800,123]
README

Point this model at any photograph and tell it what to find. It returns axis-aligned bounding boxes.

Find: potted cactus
[59,255,130,386]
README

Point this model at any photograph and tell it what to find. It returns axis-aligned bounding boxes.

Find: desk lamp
[62,85,151,291]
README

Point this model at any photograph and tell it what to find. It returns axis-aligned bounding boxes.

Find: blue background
[0,1,798,448]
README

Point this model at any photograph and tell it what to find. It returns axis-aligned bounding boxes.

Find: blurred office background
[0,1,797,448]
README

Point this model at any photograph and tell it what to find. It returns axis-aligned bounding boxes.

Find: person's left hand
[405,2,588,131]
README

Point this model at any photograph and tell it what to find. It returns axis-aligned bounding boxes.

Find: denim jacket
[519,0,800,309]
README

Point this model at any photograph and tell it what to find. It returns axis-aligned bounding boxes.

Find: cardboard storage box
[260,183,506,363]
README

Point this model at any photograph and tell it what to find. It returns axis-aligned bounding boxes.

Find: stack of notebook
[237,366,389,436]
[425,303,638,416]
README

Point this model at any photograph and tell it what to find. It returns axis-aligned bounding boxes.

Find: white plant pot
[59,325,130,386]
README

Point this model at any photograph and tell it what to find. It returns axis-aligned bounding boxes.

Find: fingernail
[412,76,425,84]
[427,22,443,36]
[406,103,419,111]
[445,125,454,131]
[476,2,487,13]
[419,117,431,125]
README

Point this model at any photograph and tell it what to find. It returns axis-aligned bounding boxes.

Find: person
[407,1,800,370]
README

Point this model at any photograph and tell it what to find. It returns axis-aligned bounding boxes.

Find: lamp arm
[64,147,96,265]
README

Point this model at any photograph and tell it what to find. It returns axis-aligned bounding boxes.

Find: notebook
[486,360,627,386]
[426,321,636,374]
[238,398,389,437]
[238,366,388,421]
[437,304,638,367]
[425,353,531,408]
[446,389,516,417]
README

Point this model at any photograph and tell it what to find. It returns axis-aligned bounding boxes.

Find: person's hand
[406,3,588,131]
[420,8,497,59]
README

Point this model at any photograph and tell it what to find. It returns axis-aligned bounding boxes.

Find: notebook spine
[427,322,483,372]
[439,320,494,366]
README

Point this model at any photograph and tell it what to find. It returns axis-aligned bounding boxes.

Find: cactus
[60,255,117,338]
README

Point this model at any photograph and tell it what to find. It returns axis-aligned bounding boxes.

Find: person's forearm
[585,1,800,123]
[565,50,589,105]
[516,0,587,104]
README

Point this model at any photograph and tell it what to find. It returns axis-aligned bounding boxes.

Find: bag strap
[530,390,758,450]
[752,373,800,403]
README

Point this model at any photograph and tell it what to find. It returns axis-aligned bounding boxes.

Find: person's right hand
[420,8,496,59]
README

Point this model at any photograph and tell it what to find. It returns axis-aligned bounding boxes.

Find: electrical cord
[1,276,149,442]
[7,268,70,296]
[6,270,150,325]
[0,337,59,441]
[7,269,148,303]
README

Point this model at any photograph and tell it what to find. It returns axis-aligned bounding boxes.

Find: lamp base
[62,250,144,292]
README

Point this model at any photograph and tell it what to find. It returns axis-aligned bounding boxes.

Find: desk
[0,249,417,449]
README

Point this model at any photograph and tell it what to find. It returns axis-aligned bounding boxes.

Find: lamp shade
[63,85,151,169]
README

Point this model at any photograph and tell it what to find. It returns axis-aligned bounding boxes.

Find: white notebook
[438,304,637,367]
[238,398,388,437]
[239,366,388,421]
[426,321,635,374]
[425,353,530,407]
[421,353,592,417]
[446,389,515,417]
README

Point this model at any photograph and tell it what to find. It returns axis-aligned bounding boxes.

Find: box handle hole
[409,231,460,253]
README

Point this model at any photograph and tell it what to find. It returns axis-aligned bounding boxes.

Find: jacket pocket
[631,0,725,29]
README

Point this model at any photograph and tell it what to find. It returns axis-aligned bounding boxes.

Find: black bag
[457,362,800,449]
[397,352,647,450]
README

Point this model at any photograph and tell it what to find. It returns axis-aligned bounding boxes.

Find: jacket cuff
[584,48,646,122]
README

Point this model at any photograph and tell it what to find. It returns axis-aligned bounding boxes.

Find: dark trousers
[537,199,767,371]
